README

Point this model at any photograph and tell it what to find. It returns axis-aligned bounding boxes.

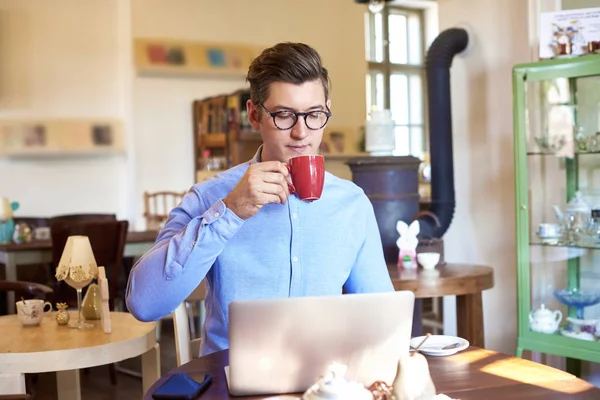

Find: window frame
[365,5,429,156]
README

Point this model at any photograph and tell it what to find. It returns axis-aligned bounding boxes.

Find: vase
[81,283,102,320]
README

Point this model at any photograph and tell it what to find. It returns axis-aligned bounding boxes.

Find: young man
[126,42,393,355]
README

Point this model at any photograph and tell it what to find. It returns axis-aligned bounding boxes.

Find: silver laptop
[226,291,415,396]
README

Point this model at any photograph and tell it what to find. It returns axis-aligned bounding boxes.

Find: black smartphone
[152,372,212,400]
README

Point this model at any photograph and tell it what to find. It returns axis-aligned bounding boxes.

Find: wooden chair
[49,213,116,225]
[172,280,207,366]
[0,281,54,303]
[143,191,186,231]
[0,394,31,400]
[49,220,128,386]
[0,281,53,397]
[12,217,50,229]
[50,220,128,311]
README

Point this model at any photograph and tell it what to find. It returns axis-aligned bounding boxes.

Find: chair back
[12,217,50,229]
[0,281,54,302]
[50,220,128,310]
[144,191,186,231]
[49,213,116,225]
[173,280,207,366]
[0,394,31,399]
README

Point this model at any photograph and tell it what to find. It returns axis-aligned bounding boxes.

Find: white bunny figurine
[396,220,420,268]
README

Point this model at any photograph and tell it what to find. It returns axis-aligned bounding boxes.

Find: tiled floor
[30,324,178,400]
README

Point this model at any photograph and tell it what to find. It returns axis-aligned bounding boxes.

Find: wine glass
[65,273,94,329]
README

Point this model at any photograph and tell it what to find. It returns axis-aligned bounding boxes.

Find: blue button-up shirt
[126,150,393,355]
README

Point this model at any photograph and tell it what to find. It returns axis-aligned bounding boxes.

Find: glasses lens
[274,112,297,130]
[305,111,329,130]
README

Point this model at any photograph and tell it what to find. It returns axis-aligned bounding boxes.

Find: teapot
[553,191,590,231]
[529,304,562,334]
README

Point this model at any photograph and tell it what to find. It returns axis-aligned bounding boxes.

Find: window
[365,5,427,158]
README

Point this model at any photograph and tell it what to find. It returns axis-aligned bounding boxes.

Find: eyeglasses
[259,104,332,131]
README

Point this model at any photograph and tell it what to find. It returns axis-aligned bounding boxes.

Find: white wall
[0,0,132,218]
[130,0,368,227]
[437,0,531,353]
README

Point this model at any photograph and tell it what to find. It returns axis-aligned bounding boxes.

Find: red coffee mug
[286,155,325,202]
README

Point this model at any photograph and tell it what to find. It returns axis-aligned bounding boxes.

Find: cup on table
[417,252,440,270]
[16,299,52,326]
[286,155,325,202]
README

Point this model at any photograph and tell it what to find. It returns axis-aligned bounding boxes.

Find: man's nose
[290,116,309,140]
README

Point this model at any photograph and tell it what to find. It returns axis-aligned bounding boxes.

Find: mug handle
[43,302,53,313]
[285,164,296,195]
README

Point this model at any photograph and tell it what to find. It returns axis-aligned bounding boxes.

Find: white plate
[410,335,470,356]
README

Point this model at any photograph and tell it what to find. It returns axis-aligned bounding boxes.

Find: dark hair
[246,42,330,107]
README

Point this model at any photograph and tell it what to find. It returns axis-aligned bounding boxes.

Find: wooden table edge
[0,314,157,374]
[388,264,494,297]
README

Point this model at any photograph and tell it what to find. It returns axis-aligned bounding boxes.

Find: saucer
[410,335,469,356]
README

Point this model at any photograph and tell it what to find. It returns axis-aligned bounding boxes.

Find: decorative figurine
[12,222,33,244]
[55,303,70,325]
[392,335,437,400]
[81,283,102,320]
[302,363,372,400]
[98,267,112,334]
[0,197,19,244]
[396,220,420,269]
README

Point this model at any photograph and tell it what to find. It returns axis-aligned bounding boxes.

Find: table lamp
[55,235,98,329]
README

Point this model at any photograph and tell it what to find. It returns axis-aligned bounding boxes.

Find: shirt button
[292,213,298,219]
[214,212,220,217]
[293,256,299,262]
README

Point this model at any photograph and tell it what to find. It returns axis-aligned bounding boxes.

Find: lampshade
[0,197,14,220]
[55,235,99,287]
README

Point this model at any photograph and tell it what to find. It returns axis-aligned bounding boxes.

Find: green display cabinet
[513,54,600,368]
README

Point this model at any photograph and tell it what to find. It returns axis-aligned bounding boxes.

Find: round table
[388,263,494,348]
[143,348,600,400]
[0,311,160,400]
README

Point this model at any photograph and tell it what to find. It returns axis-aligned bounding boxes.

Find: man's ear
[326,98,331,110]
[247,99,261,131]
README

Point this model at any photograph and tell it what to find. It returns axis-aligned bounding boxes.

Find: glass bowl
[554,289,600,319]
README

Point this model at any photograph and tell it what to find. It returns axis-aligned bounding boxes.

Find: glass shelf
[527,151,600,156]
[530,240,600,250]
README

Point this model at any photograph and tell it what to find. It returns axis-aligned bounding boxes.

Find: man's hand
[223,161,290,220]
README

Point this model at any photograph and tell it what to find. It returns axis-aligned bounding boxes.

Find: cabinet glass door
[525,73,600,342]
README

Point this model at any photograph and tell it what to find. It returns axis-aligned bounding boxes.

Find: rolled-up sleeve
[343,195,394,294]
[126,188,244,322]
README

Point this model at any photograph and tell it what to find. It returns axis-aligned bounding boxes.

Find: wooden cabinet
[193,89,262,181]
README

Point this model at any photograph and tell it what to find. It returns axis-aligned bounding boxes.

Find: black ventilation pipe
[418,28,469,239]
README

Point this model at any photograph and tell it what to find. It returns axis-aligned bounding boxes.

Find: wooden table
[388,263,494,348]
[0,230,158,313]
[0,311,160,400]
[143,348,600,399]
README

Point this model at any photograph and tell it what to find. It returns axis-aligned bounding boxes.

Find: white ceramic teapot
[529,304,562,334]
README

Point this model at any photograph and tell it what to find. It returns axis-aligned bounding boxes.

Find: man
[126,42,393,355]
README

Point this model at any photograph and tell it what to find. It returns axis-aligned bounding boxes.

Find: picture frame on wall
[0,119,124,157]
[134,38,263,78]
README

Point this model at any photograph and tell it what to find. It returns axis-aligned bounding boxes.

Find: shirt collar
[250,145,263,164]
